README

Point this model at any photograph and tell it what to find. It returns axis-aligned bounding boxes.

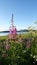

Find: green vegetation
[0,31,37,65]
[0,22,37,65]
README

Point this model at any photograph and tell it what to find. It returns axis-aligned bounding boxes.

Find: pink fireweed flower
[13,28,17,34]
[6,41,10,50]
[13,28,17,39]
[6,43,10,50]
[9,27,17,39]
[9,29,13,39]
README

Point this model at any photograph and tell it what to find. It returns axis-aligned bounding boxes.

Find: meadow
[0,31,37,65]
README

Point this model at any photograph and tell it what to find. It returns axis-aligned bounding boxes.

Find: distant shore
[0,29,36,33]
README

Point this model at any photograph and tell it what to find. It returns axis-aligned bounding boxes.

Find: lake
[0,31,28,36]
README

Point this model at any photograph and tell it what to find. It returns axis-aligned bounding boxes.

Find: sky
[0,0,37,31]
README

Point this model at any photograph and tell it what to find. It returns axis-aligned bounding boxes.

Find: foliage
[0,34,37,65]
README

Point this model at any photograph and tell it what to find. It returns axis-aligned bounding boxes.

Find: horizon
[0,0,37,31]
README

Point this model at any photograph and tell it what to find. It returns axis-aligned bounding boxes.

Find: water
[0,31,27,36]
[0,32,8,36]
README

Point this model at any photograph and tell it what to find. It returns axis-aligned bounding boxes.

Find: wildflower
[30,54,32,57]
[5,40,10,50]
[36,59,37,61]
[13,27,17,34]
[33,55,36,58]
[6,44,10,50]
[9,27,17,40]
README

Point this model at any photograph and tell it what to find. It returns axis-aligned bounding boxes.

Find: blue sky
[0,0,37,31]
